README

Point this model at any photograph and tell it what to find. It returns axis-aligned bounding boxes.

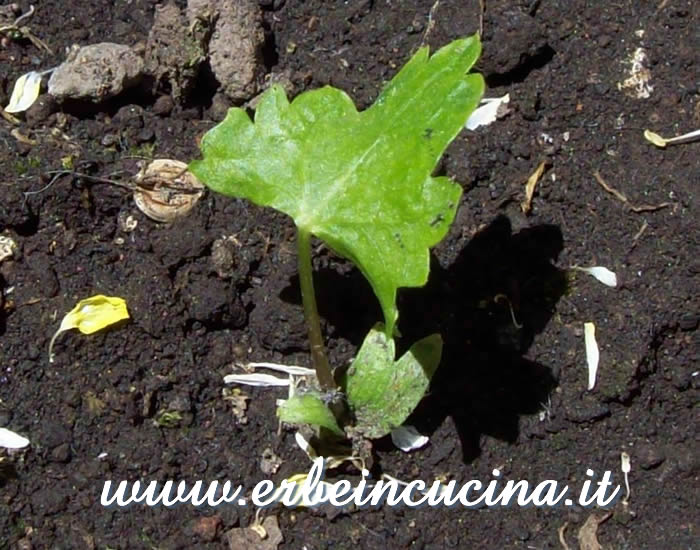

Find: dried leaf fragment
[521,160,549,214]
[49,295,130,363]
[577,512,611,550]
[225,516,283,550]
[134,159,205,222]
[584,322,599,390]
[0,235,18,263]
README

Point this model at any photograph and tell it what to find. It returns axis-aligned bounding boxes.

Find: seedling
[191,36,484,445]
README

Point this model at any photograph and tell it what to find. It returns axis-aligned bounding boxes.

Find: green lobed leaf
[277,393,344,436]
[344,326,442,439]
[190,36,484,335]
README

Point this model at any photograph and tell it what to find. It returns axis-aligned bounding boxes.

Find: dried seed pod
[133,159,204,222]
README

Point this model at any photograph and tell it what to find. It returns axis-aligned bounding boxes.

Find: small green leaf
[345,326,442,439]
[277,393,344,436]
[190,36,484,336]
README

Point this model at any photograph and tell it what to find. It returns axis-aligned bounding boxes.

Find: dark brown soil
[1,1,698,549]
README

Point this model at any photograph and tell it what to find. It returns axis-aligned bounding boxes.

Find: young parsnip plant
[190,35,484,441]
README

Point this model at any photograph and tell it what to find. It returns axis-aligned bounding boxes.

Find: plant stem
[297,227,336,391]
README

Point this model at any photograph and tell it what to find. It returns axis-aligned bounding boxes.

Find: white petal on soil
[465,94,510,130]
[390,425,429,452]
[0,427,30,449]
[246,362,315,376]
[644,128,700,148]
[223,373,290,387]
[620,451,631,473]
[584,322,600,391]
[5,71,43,113]
[575,266,618,287]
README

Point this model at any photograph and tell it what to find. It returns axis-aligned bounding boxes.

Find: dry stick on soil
[592,170,672,213]
[23,170,134,201]
[478,0,485,35]
[629,219,649,251]
[521,159,549,214]
[420,0,440,46]
[0,5,52,53]
[577,512,613,550]
[656,0,670,12]
[0,106,20,124]
[10,128,37,145]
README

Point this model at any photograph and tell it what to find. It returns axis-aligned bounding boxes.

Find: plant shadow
[281,215,566,464]
[397,215,566,463]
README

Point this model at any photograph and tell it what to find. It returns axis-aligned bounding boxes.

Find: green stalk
[297,227,336,391]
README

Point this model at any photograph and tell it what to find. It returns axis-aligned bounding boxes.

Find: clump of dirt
[48,42,144,101]
[187,0,265,102]
[145,1,211,103]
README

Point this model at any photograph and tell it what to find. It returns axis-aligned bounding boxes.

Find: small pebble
[679,312,698,331]
[153,95,174,116]
[636,443,665,470]
[101,133,119,147]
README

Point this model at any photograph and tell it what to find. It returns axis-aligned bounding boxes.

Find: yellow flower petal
[643,129,667,148]
[49,295,129,363]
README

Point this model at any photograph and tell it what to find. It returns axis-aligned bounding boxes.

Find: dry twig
[557,522,571,550]
[420,0,440,46]
[592,170,672,213]
[0,106,20,124]
[0,5,52,53]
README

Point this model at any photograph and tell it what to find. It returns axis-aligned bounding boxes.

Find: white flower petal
[0,427,30,449]
[584,322,600,391]
[5,71,44,113]
[575,266,618,287]
[223,373,290,387]
[390,425,429,452]
[246,362,315,376]
[466,94,510,130]
[621,451,631,473]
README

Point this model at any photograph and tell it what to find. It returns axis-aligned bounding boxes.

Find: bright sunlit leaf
[277,393,344,436]
[344,326,442,439]
[190,36,484,336]
[48,295,130,363]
